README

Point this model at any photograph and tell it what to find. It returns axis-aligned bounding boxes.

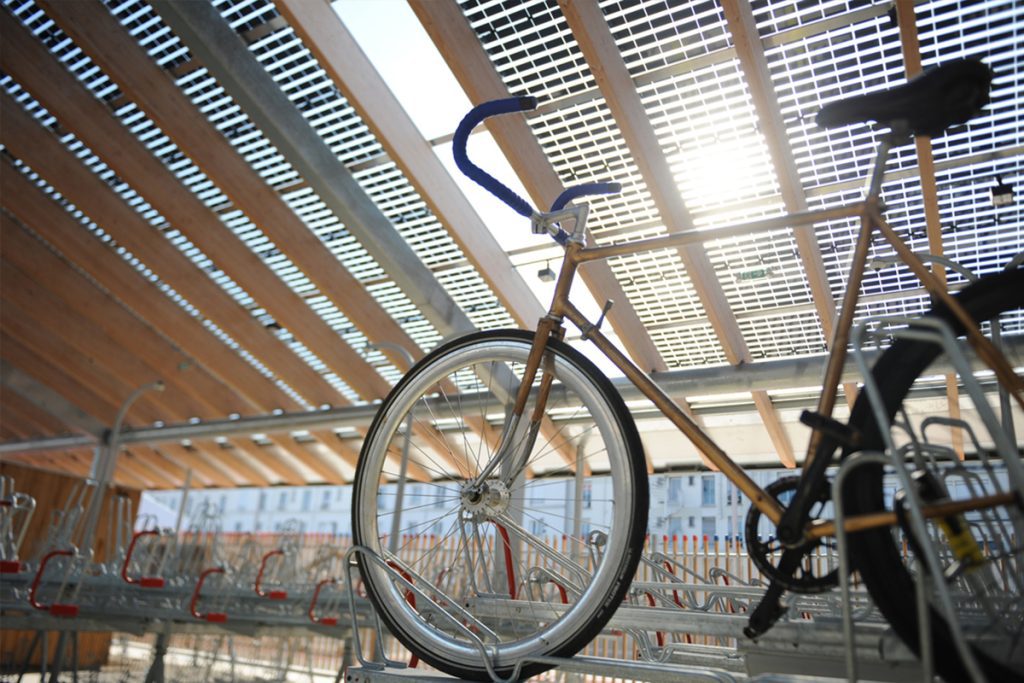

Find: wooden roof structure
[1,0,1020,489]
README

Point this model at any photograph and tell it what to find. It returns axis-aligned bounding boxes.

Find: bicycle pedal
[799,410,860,448]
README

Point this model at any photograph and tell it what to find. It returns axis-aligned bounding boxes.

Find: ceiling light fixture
[991,175,1014,207]
[537,261,556,283]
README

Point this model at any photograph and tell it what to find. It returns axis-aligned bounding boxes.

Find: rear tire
[843,268,1024,682]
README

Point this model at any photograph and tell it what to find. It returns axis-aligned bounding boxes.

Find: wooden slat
[720,0,838,338]
[279,0,545,329]
[121,449,183,490]
[0,11,394,402]
[227,438,306,487]
[1,391,69,438]
[559,0,794,468]
[409,0,668,376]
[0,168,335,485]
[108,449,163,490]
[0,358,108,436]
[1,257,207,423]
[28,2,415,393]
[157,442,236,488]
[191,439,272,488]
[128,445,207,488]
[0,329,153,427]
[266,435,345,485]
[559,1,745,362]
[0,167,288,418]
[720,0,860,413]
[0,92,340,410]
[895,0,963,459]
[716,0,861,439]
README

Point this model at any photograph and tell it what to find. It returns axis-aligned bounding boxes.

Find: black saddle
[816,58,992,137]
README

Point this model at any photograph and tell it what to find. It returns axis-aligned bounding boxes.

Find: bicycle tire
[352,330,648,680]
[843,267,1024,682]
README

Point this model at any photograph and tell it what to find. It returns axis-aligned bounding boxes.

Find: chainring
[744,475,839,593]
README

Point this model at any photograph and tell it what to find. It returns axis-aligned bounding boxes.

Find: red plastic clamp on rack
[308,578,339,626]
[255,549,288,600]
[29,549,79,618]
[190,567,228,623]
[121,530,166,588]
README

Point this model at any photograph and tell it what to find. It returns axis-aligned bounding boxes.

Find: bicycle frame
[511,130,1023,541]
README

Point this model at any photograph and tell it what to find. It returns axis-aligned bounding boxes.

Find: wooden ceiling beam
[0,323,161,427]
[227,438,307,486]
[1,390,69,438]
[157,442,236,488]
[28,2,420,389]
[0,93,342,411]
[0,199,249,420]
[191,439,273,488]
[128,445,206,488]
[409,0,668,376]
[720,1,856,458]
[559,0,794,469]
[895,0,962,459]
[0,359,107,437]
[0,10,392,402]
[265,435,345,485]
[1,259,205,422]
[278,0,545,329]
[147,0,477,344]
[120,449,181,490]
[0,168,291,419]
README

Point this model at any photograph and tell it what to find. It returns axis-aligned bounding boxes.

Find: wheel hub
[460,480,511,517]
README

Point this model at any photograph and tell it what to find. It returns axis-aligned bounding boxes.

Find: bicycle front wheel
[352,330,648,680]
[844,267,1024,682]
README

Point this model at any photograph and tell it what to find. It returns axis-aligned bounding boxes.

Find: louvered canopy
[0,0,1020,489]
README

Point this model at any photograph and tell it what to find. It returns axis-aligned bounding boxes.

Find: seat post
[864,125,909,203]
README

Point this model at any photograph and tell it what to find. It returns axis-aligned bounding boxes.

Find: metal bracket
[580,300,614,341]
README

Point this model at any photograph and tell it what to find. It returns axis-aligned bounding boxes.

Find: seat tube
[803,208,876,468]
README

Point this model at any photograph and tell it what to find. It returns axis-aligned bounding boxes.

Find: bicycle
[351,58,1023,682]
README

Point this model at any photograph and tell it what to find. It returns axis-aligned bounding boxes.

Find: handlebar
[453,97,622,241]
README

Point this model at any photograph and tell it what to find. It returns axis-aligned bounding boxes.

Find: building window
[702,516,716,538]
[669,477,683,506]
[321,490,331,511]
[301,490,312,512]
[701,475,715,506]
[582,483,592,509]
[278,492,287,511]
[258,491,266,512]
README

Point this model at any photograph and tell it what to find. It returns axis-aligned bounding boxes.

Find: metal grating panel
[600,0,732,78]
[461,0,595,103]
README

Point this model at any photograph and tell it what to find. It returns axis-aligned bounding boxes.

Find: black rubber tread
[352,330,650,681]
[842,268,1024,683]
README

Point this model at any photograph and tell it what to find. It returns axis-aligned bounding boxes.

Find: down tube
[560,302,784,523]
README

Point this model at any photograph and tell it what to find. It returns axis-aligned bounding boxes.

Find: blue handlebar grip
[550,182,622,212]
[453,97,538,219]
